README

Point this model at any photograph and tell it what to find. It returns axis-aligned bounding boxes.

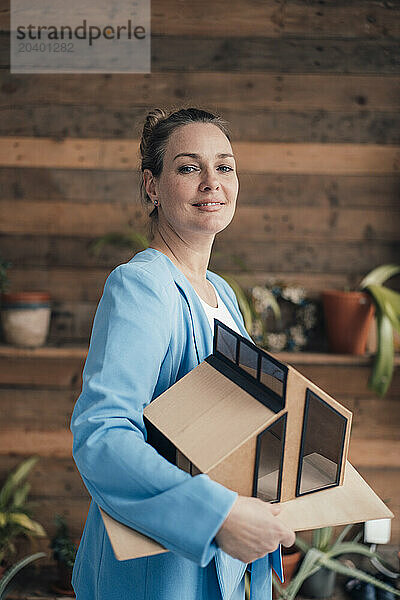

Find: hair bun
[140,108,167,157]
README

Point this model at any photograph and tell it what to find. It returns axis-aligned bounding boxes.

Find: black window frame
[210,319,288,413]
[295,388,347,497]
[252,412,287,503]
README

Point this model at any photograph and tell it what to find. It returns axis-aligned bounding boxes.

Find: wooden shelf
[0,344,399,402]
[0,343,399,366]
[276,351,400,366]
[0,344,89,359]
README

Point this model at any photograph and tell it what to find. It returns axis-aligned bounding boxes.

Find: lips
[192,201,225,206]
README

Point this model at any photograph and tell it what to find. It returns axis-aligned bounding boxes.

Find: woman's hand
[214,495,296,563]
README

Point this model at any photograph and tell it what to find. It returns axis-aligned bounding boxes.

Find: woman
[70,107,295,600]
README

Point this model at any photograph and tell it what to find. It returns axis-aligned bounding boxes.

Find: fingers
[281,528,296,548]
[267,502,295,549]
[269,504,281,516]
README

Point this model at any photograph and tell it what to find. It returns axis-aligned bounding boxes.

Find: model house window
[259,355,286,412]
[296,389,347,496]
[238,339,258,378]
[253,414,286,503]
[214,320,288,413]
[215,322,238,362]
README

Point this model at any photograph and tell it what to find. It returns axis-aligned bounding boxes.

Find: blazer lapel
[148,249,251,365]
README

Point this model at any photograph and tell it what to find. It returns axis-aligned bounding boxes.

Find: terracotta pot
[321,290,375,355]
[272,549,302,598]
[0,291,51,348]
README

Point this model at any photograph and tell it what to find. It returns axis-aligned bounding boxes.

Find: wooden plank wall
[0,0,399,554]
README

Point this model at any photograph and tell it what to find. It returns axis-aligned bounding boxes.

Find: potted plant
[272,525,400,600]
[298,527,341,598]
[322,264,400,396]
[0,252,51,348]
[245,281,323,353]
[50,514,77,596]
[0,456,47,598]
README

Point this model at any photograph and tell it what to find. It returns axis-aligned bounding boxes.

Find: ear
[143,169,158,203]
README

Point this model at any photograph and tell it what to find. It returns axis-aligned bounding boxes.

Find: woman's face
[145,122,239,240]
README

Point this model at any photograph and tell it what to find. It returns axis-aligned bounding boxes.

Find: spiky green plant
[271,526,400,600]
[0,456,46,566]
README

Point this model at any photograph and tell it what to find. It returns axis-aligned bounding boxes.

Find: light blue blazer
[70,247,282,600]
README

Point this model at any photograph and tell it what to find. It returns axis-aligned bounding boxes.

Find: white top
[195,281,242,337]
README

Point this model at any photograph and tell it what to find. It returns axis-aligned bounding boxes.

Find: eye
[178,165,199,173]
[218,165,234,173]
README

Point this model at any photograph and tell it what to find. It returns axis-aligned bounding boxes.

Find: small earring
[154,200,159,206]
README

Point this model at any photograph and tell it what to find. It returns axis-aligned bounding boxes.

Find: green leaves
[326,541,385,561]
[8,514,46,537]
[320,556,400,597]
[50,515,77,569]
[358,264,400,397]
[368,310,394,397]
[0,457,38,508]
[12,482,30,510]
[366,285,400,337]
[0,457,47,565]
[330,524,354,549]
[312,526,333,552]
[274,546,400,600]
[362,281,400,396]
[359,264,400,289]
[273,527,400,600]
[275,548,323,600]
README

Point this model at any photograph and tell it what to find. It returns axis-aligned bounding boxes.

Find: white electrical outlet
[364,519,391,544]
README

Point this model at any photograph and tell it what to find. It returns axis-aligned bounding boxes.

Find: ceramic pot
[300,566,336,598]
[321,290,374,355]
[0,291,51,348]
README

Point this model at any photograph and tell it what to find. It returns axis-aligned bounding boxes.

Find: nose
[199,168,220,191]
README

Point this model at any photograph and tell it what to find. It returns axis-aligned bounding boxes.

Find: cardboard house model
[100,319,393,561]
